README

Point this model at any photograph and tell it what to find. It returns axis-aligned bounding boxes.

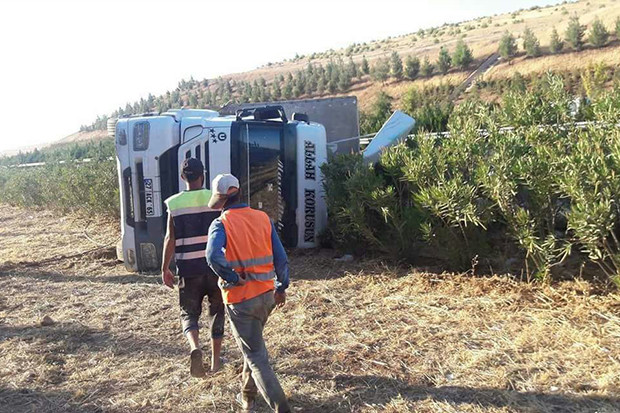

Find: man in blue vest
[161,158,224,378]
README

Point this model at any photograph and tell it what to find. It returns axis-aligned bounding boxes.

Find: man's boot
[190,348,206,378]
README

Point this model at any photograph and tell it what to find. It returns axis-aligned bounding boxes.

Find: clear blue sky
[0,0,562,153]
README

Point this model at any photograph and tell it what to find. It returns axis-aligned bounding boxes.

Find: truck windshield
[234,123,283,224]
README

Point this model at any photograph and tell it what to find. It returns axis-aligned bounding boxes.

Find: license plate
[144,178,154,217]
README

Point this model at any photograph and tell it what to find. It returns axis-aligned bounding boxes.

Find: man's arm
[206,219,240,285]
[271,221,289,298]
[161,213,175,288]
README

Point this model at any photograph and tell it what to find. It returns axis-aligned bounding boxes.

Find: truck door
[232,122,285,228]
[178,125,231,190]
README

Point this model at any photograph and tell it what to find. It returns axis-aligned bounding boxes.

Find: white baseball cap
[208,174,240,209]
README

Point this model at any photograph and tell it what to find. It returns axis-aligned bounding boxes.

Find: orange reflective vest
[220,207,276,304]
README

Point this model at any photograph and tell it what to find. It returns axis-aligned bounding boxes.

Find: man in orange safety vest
[206,173,291,413]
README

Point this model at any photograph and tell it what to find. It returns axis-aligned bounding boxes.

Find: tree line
[79,15,617,132]
[499,16,618,59]
[0,140,114,166]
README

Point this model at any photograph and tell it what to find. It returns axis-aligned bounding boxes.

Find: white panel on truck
[295,122,327,248]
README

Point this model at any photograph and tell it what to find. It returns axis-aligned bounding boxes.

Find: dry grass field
[0,204,619,412]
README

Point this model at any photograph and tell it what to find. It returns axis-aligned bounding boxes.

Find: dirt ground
[0,205,619,413]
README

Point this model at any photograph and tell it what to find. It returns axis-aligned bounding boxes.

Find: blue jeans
[226,291,290,413]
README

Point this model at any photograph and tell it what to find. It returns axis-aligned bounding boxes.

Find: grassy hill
[175,0,620,109]
[227,0,620,108]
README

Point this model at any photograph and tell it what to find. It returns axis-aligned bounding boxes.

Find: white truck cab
[114,106,327,272]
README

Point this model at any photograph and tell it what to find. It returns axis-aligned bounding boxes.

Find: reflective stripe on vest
[220,207,275,304]
[164,189,217,277]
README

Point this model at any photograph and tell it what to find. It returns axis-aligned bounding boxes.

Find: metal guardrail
[329,121,612,152]
[3,157,115,169]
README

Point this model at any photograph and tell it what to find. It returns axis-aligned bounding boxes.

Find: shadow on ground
[0,269,160,285]
[0,386,126,413]
[0,321,182,358]
[287,374,620,413]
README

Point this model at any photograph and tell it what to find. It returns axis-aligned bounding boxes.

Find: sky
[0,0,561,153]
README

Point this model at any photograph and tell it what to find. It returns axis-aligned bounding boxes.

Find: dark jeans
[226,290,290,413]
[179,272,225,339]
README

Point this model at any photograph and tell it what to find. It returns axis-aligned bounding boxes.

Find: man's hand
[274,291,286,308]
[162,268,174,289]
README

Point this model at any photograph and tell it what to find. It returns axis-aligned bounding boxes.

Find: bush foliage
[0,156,119,217]
[323,74,620,285]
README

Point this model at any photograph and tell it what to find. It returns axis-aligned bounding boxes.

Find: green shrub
[452,39,474,69]
[323,74,620,284]
[522,27,541,57]
[421,57,434,77]
[437,47,452,74]
[390,51,403,80]
[359,92,393,135]
[499,31,517,58]
[0,158,119,218]
[589,18,609,48]
[402,83,455,132]
[404,56,420,80]
[371,58,390,83]
[565,16,585,51]
[550,27,564,54]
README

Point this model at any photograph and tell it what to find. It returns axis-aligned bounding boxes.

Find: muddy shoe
[190,349,206,378]
[235,393,256,412]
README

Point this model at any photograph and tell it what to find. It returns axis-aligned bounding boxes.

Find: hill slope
[49,0,620,146]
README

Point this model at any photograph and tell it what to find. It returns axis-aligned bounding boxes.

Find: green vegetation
[0,140,115,167]
[565,15,585,51]
[451,39,473,69]
[404,56,420,80]
[589,18,609,48]
[360,56,370,75]
[76,9,619,135]
[550,27,564,54]
[437,46,452,74]
[522,27,541,57]
[499,31,517,58]
[390,51,404,80]
[359,92,393,135]
[371,58,390,83]
[323,74,620,285]
[421,57,434,77]
[0,155,118,217]
[402,83,455,132]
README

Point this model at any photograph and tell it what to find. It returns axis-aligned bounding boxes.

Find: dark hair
[182,172,202,183]
[223,189,242,208]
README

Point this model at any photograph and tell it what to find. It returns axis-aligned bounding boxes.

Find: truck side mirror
[292,113,309,123]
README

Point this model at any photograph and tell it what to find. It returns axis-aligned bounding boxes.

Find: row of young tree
[81,41,475,132]
[499,16,618,59]
[80,57,367,131]
[369,39,473,84]
[0,140,115,166]
[80,15,616,132]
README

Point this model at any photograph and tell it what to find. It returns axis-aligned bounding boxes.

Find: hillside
[223,0,620,107]
[124,0,620,109]
[21,0,620,150]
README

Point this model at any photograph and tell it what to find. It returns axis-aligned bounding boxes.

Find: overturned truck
[111,97,360,272]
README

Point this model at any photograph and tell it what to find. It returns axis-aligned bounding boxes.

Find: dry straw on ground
[0,205,619,412]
